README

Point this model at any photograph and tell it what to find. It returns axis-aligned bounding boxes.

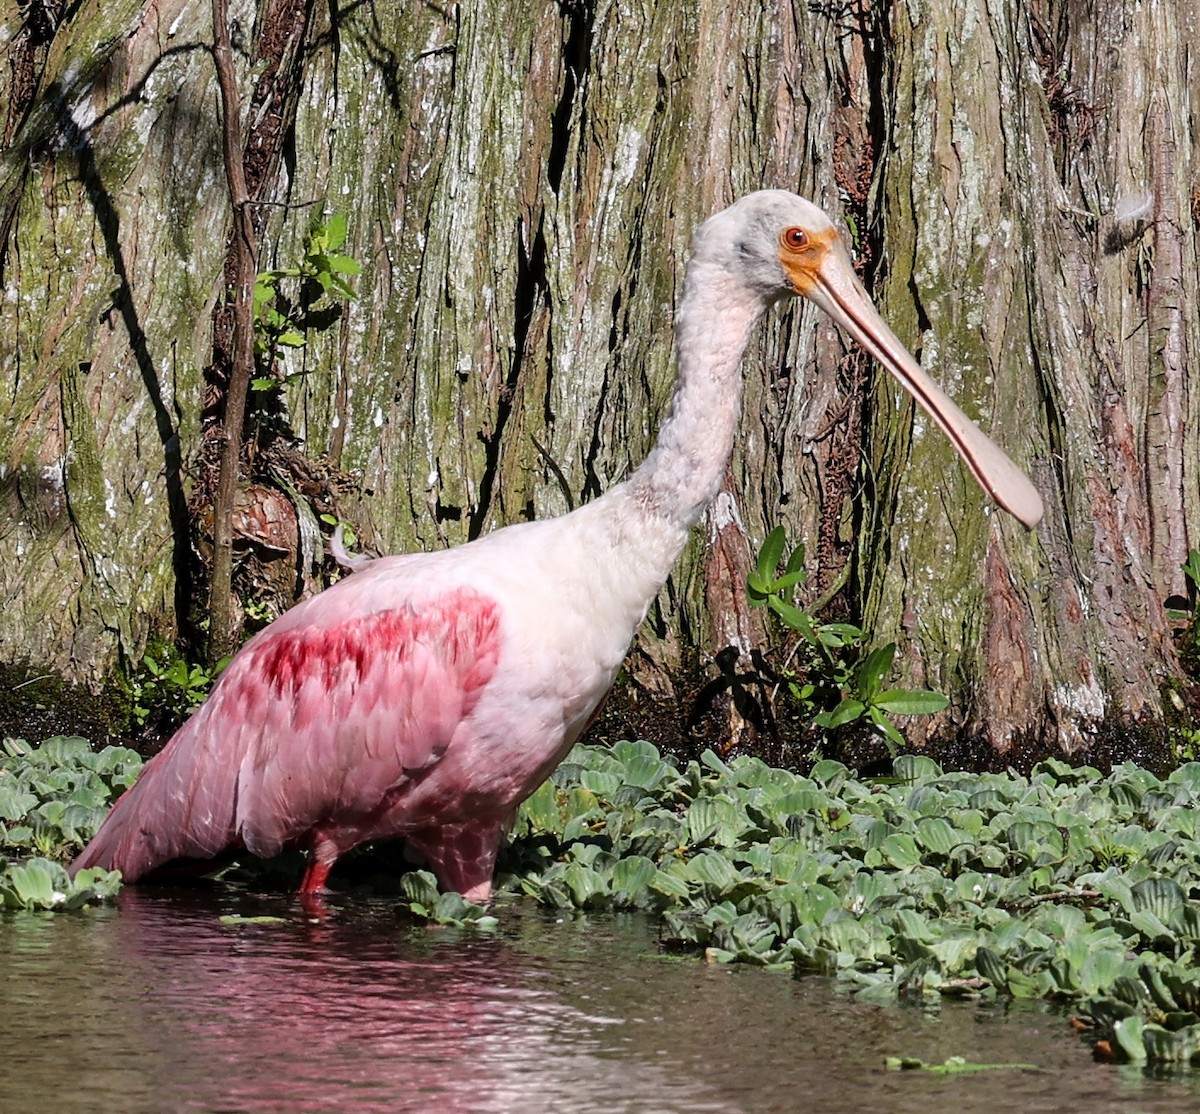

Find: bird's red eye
[782,227,809,250]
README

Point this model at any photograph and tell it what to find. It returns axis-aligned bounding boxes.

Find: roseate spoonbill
[72,191,1043,901]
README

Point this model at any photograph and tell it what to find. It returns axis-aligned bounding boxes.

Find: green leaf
[816,699,865,729]
[1141,1021,1200,1064]
[614,744,673,791]
[686,797,723,844]
[746,570,771,601]
[856,643,895,700]
[756,526,787,580]
[1078,948,1131,997]
[326,252,362,276]
[579,769,621,799]
[253,276,278,306]
[0,859,74,909]
[699,749,733,776]
[38,736,93,763]
[649,867,692,900]
[611,855,656,902]
[816,622,864,646]
[1112,1015,1148,1062]
[1183,548,1200,592]
[1129,909,1173,943]
[1130,877,1187,919]
[685,851,742,893]
[400,869,441,907]
[767,570,808,595]
[0,784,37,821]
[867,707,907,754]
[915,816,957,856]
[322,212,348,250]
[879,833,922,869]
[562,808,602,843]
[563,862,607,907]
[893,754,944,781]
[768,596,818,642]
[873,689,951,716]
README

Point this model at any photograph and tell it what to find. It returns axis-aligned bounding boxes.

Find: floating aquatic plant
[502,741,1200,1065]
[0,858,121,911]
[7,733,1200,1064]
[885,1055,1038,1073]
[0,736,133,909]
[400,869,499,931]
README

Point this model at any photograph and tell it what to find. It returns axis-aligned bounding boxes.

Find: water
[2,887,1198,1113]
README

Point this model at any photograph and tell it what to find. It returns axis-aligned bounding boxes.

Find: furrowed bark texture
[207,0,259,664]
[1,0,224,675]
[862,0,1200,751]
[1,0,1197,755]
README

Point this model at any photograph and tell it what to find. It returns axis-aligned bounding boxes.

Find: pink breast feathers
[253,588,503,718]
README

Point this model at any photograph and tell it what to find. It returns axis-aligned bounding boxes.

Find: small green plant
[1165,548,1200,623]
[130,651,228,728]
[747,526,948,754]
[1164,549,1200,761]
[318,513,357,549]
[399,870,499,930]
[252,212,362,387]
[0,859,123,911]
[1166,548,1200,676]
[241,597,275,630]
[1172,724,1200,764]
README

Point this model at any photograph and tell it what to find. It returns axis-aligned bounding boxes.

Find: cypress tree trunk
[1,0,1196,758]
[862,0,1200,754]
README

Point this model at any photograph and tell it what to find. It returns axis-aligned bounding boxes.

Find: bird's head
[691,190,842,303]
[695,190,1044,529]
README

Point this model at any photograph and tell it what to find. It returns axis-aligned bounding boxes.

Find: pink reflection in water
[11,888,1192,1114]
[26,889,738,1113]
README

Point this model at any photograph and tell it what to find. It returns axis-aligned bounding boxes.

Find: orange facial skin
[777,226,842,296]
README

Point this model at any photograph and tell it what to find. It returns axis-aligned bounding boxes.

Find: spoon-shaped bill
[804,240,1044,530]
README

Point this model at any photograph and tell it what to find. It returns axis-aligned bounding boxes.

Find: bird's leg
[405,820,502,904]
[299,858,332,894]
[299,829,342,894]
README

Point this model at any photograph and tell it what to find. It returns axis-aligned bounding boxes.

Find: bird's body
[74,500,668,899]
[73,192,1042,901]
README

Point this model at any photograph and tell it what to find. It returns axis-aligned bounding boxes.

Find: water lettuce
[7,733,1200,1064]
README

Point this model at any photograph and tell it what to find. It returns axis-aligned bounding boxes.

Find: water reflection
[3,889,1200,1113]
[5,890,749,1113]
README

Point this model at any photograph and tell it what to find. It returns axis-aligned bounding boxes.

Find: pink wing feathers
[72,585,502,881]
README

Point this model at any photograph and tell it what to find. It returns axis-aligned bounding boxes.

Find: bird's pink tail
[70,707,242,881]
[71,756,170,880]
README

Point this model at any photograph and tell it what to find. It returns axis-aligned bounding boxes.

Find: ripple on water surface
[3,888,1200,1113]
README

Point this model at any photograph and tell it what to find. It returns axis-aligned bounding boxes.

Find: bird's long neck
[560,255,771,625]
[625,259,767,537]
[534,249,771,685]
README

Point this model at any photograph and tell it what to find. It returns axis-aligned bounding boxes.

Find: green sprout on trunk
[252,212,362,388]
[748,526,948,755]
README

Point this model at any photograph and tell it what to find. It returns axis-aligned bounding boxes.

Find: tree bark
[862,0,1200,753]
[0,0,1196,757]
[207,0,258,664]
